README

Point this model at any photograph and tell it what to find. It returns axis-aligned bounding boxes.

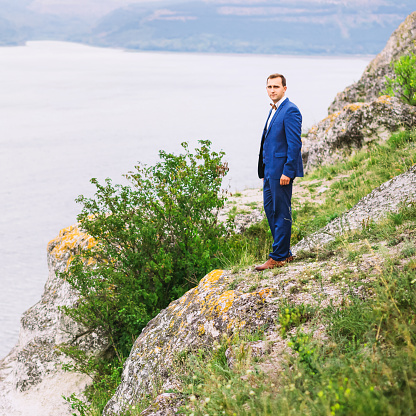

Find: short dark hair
[267,73,286,87]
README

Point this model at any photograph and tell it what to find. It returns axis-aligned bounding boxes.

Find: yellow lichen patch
[255,288,274,299]
[213,290,237,315]
[198,325,205,336]
[377,95,392,105]
[322,111,341,124]
[322,111,342,133]
[47,224,96,269]
[87,258,96,266]
[226,318,238,331]
[343,103,364,112]
[226,318,246,331]
[199,269,224,288]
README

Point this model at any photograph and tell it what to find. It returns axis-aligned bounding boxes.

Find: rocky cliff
[302,96,416,173]
[328,11,416,114]
[301,10,416,173]
[2,161,415,415]
[0,225,109,416]
[103,163,416,415]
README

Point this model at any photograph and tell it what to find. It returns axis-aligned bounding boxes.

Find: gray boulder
[293,164,416,255]
[328,11,416,114]
[0,224,109,416]
[102,269,280,415]
[302,96,416,173]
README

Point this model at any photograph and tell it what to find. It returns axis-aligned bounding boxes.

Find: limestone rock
[293,164,416,255]
[103,269,282,415]
[103,248,366,415]
[302,96,416,173]
[0,224,110,416]
[218,188,265,233]
[328,12,416,114]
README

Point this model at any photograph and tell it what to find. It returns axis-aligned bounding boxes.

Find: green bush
[58,141,229,412]
[383,52,416,106]
[61,141,229,356]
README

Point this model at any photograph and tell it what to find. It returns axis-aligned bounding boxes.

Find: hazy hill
[0,0,415,54]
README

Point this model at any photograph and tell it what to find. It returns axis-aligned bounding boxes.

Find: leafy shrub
[383,52,416,106]
[58,141,229,411]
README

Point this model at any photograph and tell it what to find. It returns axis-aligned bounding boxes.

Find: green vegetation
[59,141,230,414]
[219,128,416,268]
[277,302,314,338]
[174,202,416,416]
[291,128,416,244]
[383,52,416,106]
[60,125,416,415]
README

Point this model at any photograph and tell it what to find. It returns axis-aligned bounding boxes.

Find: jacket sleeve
[282,105,302,178]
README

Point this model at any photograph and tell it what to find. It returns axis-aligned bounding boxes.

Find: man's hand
[280,174,291,186]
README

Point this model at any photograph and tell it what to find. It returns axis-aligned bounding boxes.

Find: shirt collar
[274,95,287,109]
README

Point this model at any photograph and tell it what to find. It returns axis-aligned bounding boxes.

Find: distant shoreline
[17,39,376,60]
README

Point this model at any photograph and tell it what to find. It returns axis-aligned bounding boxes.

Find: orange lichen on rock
[255,288,274,299]
[323,111,341,124]
[377,95,393,105]
[343,103,365,112]
[199,269,224,287]
[212,290,237,315]
[197,325,205,336]
[47,224,96,269]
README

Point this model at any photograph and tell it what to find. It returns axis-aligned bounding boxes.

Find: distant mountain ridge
[0,0,415,54]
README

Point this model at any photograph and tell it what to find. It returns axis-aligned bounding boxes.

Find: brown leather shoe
[255,257,286,271]
[286,255,295,263]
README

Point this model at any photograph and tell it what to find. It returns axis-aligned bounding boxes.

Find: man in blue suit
[255,73,304,271]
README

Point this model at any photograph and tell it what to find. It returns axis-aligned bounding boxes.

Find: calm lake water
[0,41,371,358]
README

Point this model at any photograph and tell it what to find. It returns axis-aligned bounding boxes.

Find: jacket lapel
[265,98,289,138]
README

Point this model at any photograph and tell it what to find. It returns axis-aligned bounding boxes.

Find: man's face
[266,77,287,103]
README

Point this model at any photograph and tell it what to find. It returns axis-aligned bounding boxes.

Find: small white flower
[205,397,211,403]
[190,395,196,402]
[249,390,255,395]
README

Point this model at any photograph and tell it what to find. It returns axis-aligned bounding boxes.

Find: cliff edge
[328,11,416,114]
[0,225,109,416]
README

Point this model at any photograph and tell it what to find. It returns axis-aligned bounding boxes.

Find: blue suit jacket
[258,98,304,180]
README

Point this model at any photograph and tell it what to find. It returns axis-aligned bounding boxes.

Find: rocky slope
[103,164,416,416]
[2,161,415,415]
[301,11,416,173]
[302,96,416,173]
[328,11,416,114]
[293,164,416,254]
[0,225,109,416]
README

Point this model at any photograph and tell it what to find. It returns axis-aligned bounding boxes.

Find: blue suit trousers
[263,178,293,261]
